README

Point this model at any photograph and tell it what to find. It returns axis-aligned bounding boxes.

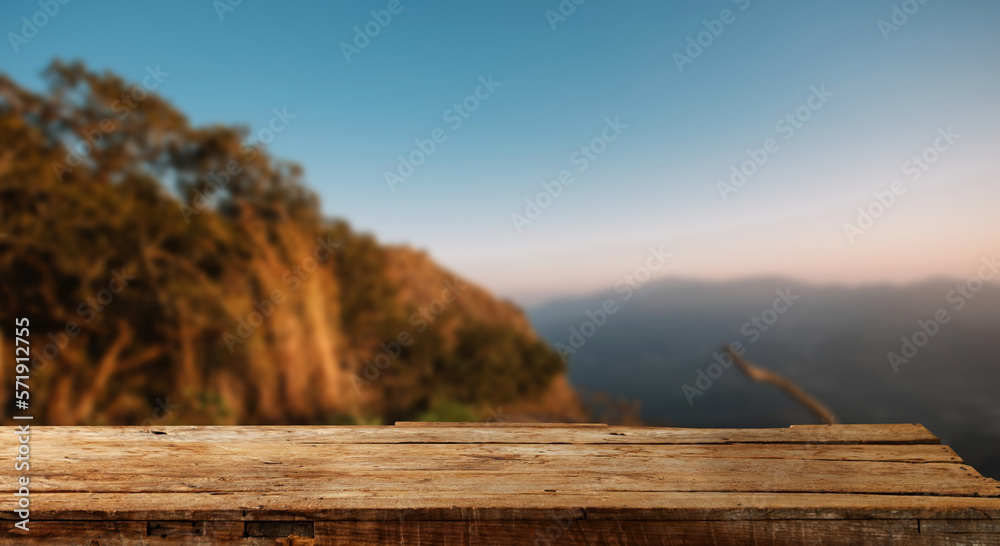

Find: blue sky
[3,0,999,304]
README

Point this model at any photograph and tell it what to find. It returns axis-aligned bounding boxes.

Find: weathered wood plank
[16,431,996,497]
[1,424,996,544]
[315,519,924,546]
[8,424,940,445]
[916,536,1000,546]
[146,520,244,541]
[0,521,147,545]
[21,465,1000,497]
[4,492,1000,522]
[28,441,966,465]
[921,519,1000,534]
[4,520,998,546]
[244,521,314,538]
[0,521,266,545]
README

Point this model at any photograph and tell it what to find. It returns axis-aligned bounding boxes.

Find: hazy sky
[4,0,999,305]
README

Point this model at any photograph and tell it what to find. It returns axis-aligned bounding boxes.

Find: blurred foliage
[0,61,565,425]
[417,400,482,423]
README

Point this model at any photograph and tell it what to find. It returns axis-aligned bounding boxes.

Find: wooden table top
[2,423,999,544]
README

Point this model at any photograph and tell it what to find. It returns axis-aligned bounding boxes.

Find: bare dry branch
[724,345,838,425]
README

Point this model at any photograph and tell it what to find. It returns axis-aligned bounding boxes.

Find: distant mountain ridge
[528,275,1000,479]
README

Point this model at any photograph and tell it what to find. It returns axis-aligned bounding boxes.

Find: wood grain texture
[16,423,942,444]
[1,423,997,545]
[317,519,926,546]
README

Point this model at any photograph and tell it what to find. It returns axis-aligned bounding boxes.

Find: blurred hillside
[0,61,584,426]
